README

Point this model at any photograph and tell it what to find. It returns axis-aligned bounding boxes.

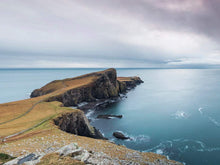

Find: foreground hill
[0,68,182,165]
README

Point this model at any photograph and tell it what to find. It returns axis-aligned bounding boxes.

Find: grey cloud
[78,0,220,42]
[0,0,220,68]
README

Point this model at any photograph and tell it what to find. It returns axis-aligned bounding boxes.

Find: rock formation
[53,111,104,139]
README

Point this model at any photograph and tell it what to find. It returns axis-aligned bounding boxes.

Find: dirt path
[0,82,68,126]
[0,100,43,126]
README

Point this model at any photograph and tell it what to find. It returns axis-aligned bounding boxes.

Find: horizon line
[0,67,219,69]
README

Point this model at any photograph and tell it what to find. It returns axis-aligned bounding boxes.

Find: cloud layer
[0,0,220,68]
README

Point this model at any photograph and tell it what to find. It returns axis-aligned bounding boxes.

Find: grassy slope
[0,69,182,164]
[0,72,99,139]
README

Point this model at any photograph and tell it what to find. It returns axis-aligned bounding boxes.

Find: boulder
[55,143,79,156]
[113,132,130,140]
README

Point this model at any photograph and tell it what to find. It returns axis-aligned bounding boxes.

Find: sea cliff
[0,68,182,165]
[30,68,143,106]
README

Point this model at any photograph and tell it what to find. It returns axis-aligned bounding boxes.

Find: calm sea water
[1,68,220,165]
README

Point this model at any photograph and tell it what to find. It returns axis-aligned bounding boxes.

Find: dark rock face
[31,69,143,107]
[123,77,144,89]
[97,115,123,119]
[53,111,105,139]
[113,132,130,140]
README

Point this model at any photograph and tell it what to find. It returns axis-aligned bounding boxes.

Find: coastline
[0,68,182,165]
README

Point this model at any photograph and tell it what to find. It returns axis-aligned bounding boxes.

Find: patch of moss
[0,153,15,164]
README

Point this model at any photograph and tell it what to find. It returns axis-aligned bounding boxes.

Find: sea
[0,68,220,165]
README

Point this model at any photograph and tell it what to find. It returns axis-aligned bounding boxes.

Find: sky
[0,0,220,68]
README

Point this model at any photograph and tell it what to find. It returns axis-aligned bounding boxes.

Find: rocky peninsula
[0,68,182,165]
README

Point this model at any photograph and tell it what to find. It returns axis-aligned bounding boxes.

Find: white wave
[85,110,95,119]
[208,117,220,127]
[156,149,163,155]
[198,107,203,115]
[77,102,88,107]
[172,111,190,119]
[195,140,205,149]
[130,135,151,143]
[145,138,220,155]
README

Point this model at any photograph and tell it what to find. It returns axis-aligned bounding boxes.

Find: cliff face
[29,69,143,139]
[53,110,104,139]
[31,68,143,107]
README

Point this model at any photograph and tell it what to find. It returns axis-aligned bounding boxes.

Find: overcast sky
[0,0,220,68]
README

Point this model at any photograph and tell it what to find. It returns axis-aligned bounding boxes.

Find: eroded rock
[53,111,105,139]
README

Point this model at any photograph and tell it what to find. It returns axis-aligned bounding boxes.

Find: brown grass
[36,74,99,96]
[37,153,85,165]
[0,99,35,123]
[0,101,74,137]
[117,77,134,81]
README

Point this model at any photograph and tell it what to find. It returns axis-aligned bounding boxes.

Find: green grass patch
[0,153,15,164]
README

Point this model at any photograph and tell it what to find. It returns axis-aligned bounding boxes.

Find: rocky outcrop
[113,132,130,140]
[117,76,144,91]
[4,143,183,165]
[123,77,143,88]
[53,111,104,139]
[30,69,143,107]
[97,115,123,119]
[55,143,117,165]
[4,143,118,165]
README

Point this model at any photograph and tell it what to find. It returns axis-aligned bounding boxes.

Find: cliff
[29,68,143,139]
[30,68,143,106]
